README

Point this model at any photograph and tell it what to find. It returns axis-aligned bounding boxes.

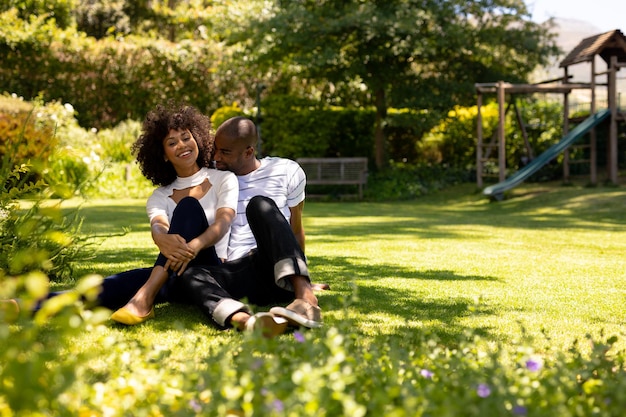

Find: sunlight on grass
[57,183,626,358]
[304,183,626,354]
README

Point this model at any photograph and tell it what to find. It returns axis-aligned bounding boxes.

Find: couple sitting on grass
[8,103,324,338]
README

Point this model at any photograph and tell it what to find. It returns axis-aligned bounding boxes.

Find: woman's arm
[174,207,235,274]
[151,215,195,264]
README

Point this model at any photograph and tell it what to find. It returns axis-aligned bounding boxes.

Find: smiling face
[213,133,253,175]
[163,128,200,177]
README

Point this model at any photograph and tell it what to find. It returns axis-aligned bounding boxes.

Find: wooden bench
[297,157,368,199]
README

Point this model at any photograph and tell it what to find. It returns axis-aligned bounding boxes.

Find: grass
[63,181,626,356]
[5,180,625,416]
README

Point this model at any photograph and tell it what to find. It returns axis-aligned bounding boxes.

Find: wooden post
[476,93,483,188]
[497,81,506,183]
[608,56,618,184]
[513,100,533,159]
[563,67,570,183]
[590,59,597,185]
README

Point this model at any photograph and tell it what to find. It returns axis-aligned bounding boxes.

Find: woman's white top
[146,167,239,259]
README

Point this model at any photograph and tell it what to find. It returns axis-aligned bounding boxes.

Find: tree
[232,0,559,169]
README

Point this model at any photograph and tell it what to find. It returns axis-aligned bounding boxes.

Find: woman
[109,102,238,325]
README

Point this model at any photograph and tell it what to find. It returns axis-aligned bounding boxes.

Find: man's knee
[246,195,276,216]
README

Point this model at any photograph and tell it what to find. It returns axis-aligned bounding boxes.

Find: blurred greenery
[0,0,565,171]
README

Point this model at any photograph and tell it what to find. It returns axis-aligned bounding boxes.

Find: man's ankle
[230,311,251,330]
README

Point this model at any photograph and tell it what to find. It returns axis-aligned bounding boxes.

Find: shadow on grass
[70,247,157,279]
[309,255,500,346]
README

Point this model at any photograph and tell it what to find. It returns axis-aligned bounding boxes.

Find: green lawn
[6,181,626,415]
[67,181,626,354]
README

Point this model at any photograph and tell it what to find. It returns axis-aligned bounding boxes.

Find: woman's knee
[174,196,203,213]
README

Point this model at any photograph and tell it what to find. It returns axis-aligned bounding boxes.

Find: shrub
[42,146,97,198]
[0,11,242,129]
[0,95,57,172]
[95,119,141,163]
[89,161,153,199]
[0,117,90,280]
[365,162,473,201]
[0,162,87,281]
[0,273,108,415]
[1,0,75,29]
[260,95,375,160]
[211,103,247,129]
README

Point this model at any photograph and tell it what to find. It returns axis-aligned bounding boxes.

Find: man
[175,116,322,335]
[214,117,330,294]
[213,116,307,261]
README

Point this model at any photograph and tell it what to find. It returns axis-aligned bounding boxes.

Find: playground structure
[475,29,626,200]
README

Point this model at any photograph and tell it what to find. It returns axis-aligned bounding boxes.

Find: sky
[528,0,626,33]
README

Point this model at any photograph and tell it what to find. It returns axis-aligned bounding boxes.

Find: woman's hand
[151,216,195,272]
[154,233,195,263]
[168,238,204,276]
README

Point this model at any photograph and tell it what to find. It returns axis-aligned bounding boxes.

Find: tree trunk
[168,0,177,42]
[374,87,387,170]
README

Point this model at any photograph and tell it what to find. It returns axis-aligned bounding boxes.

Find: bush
[0,0,75,29]
[0,94,57,172]
[0,164,87,281]
[260,95,375,160]
[0,273,108,415]
[261,97,444,165]
[0,10,242,129]
[211,103,247,129]
[42,146,97,198]
[365,162,473,201]
[89,161,153,199]
[0,114,90,280]
[95,119,141,163]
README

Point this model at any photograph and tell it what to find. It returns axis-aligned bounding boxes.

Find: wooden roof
[560,29,626,67]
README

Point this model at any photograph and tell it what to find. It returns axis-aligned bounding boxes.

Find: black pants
[171,195,310,328]
[44,196,308,328]
[44,197,219,310]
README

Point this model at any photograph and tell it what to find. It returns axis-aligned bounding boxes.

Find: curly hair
[132,102,214,186]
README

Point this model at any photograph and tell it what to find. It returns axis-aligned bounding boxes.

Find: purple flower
[294,331,305,343]
[476,383,491,398]
[251,358,264,370]
[513,405,528,415]
[525,358,543,372]
[271,399,284,412]
[188,399,202,413]
[420,369,434,379]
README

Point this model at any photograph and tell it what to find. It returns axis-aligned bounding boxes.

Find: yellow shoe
[110,306,155,325]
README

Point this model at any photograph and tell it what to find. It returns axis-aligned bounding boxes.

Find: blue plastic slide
[483,109,611,200]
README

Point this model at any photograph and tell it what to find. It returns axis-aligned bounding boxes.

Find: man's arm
[289,200,305,253]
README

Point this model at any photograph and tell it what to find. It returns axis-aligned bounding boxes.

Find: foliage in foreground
[0,149,88,281]
[1,280,626,416]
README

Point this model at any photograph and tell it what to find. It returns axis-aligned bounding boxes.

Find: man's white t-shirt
[146,167,239,259]
[227,157,306,260]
